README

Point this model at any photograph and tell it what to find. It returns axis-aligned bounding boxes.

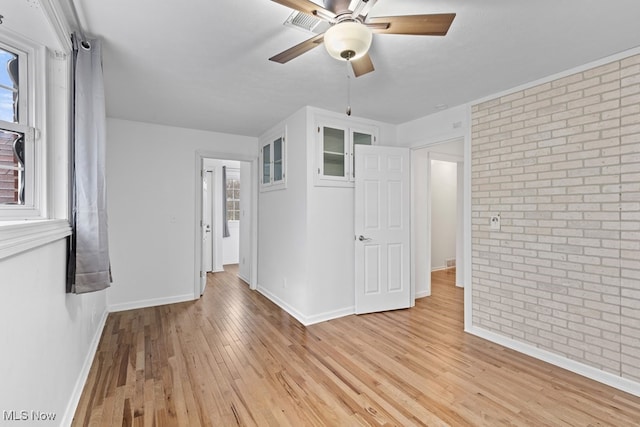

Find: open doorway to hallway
[411,138,464,300]
[202,160,243,272]
[197,156,255,296]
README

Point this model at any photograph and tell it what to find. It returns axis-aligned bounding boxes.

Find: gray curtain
[222,166,230,238]
[67,34,112,293]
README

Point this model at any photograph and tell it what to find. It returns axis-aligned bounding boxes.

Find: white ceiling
[71,0,640,137]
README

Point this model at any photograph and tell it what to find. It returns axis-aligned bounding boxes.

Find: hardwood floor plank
[73,266,640,426]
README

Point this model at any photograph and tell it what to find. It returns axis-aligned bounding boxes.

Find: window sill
[0,219,72,260]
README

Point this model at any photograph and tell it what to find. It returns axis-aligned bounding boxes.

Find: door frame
[202,169,214,274]
[194,151,258,298]
[410,136,471,329]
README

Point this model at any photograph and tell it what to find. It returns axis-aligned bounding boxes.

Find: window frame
[0,37,41,218]
[0,6,73,260]
[225,168,241,222]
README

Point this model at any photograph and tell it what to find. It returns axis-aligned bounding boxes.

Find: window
[0,5,73,260]
[226,171,240,221]
[0,43,34,209]
[260,127,286,191]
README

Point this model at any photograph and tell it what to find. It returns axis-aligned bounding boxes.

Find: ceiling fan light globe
[324,21,373,61]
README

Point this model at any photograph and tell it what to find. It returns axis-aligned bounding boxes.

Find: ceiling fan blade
[367,13,456,36]
[351,53,374,78]
[270,0,336,20]
[269,33,325,64]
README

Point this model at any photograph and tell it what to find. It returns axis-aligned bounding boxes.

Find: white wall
[397,104,468,148]
[106,118,256,311]
[0,240,107,426]
[430,160,458,270]
[258,108,309,319]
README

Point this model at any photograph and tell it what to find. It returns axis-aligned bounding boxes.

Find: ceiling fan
[269,0,456,77]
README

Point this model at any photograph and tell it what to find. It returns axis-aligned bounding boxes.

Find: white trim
[256,285,309,325]
[305,306,355,326]
[471,45,640,106]
[467,325,640,398]
[415,290,430,299]
[60,307,108,427]
[39,0,74,51]
[0,219,70,259]
[237,272,250,285]
[463,104,473,332]
[256,285,354,326]
[108,293,195,313]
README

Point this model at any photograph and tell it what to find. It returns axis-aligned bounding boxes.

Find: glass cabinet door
[273,137,283,182]
[322,126,346,178]
[262,142,271,184]
[351,131,372,178]
[259,127,286,191]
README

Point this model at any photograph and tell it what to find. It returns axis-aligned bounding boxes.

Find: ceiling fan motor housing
[323,0,352,15]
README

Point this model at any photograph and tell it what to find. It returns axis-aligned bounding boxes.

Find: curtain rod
[69,0,90,48]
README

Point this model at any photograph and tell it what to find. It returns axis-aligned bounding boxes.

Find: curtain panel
[67,34,112,294]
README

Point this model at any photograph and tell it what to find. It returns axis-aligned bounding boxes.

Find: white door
[201,170,214,294]
[355,145,411,314]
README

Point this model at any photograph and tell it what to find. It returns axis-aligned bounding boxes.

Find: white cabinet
[315,119,377,187]
[260,127,286,191]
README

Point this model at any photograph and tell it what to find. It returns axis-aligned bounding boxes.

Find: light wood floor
[73,266,640,426]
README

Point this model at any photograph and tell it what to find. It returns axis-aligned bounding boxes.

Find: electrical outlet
[490,215,501,231]
[282,277,287,289]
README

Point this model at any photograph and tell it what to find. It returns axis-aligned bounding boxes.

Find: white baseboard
[256,285,354,326]
[415,290,431,299]
[108,293,195,313]
[256,285,308,325]
[466,325,640,398]
[237,272,250,285]
[60,308,109,427]
[305,306,355,325]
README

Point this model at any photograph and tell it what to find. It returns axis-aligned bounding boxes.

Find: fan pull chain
[346,59,352,116]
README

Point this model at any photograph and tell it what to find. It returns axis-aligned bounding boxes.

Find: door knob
[358,235,372,241]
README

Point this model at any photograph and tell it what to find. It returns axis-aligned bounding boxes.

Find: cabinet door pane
[262,143,271,184]
[352,131,372,178]
[323,126,345,177]
[273,137,283,182]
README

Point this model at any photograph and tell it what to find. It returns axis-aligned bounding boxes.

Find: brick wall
[471,53,640,381]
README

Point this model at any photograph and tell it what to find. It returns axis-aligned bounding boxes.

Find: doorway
[202,159,243,277]
[194,151,258,298]
[411,138,464,299]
